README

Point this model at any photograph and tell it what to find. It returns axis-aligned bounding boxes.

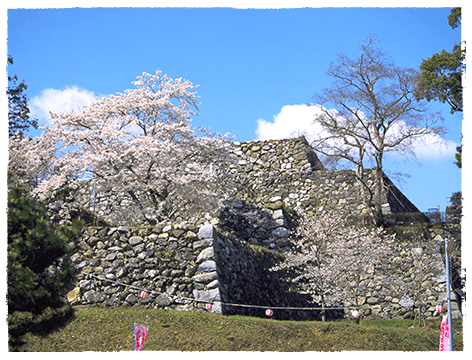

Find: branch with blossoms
[8,71,239,225]
[270,209,400,321]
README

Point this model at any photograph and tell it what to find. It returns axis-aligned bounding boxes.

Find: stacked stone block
[68,221,461,320]
[229,136,422,218]
[68,222,222,313]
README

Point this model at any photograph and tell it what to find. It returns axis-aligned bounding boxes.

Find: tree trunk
[356,164,380,226]
[372,161,385,227]
[321,296,326,322]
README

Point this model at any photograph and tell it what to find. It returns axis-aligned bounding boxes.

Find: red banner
[134,325,149,351]
[439,315,450,351]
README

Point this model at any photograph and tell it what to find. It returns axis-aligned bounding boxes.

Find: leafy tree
[7,55,38,137]
[8,71,237,224]
[417,44,464,114]
[270,210,398,321]
[448,191,462,224]
[448,7,461,29]
[310,36,445,225]
[7,179,81,315]
[455,145,462,169]
[416,8,463,168]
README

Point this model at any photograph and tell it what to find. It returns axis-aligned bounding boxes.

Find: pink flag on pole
[134,324,149,351]
[439,315,450,351]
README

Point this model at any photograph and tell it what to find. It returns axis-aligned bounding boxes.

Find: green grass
[8,305,464,352]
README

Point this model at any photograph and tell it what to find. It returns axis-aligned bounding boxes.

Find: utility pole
[445,237,454,351]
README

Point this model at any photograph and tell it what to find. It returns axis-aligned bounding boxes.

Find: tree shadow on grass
[8,305,76,351]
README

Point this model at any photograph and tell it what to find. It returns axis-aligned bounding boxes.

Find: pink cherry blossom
[271,209,398,320]
[9,71,237,223]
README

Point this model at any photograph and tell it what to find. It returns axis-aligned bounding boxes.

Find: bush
[7,182,82,315]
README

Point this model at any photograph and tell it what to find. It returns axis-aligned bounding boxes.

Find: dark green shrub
[7,182,82,315]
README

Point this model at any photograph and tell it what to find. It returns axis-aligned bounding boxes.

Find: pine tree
[7,180,82,315]
[7,55,38,137]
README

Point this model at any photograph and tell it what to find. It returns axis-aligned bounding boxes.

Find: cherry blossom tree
[8,71,237,224]
[271,209,398,321]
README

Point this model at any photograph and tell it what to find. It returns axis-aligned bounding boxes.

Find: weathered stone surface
[272,209,284,219]
[184,264,197,278]
[171,270,185,277]
[116,268,127,278]
[197,260,217,273]
[231,199,244,208]
[104,286,114,295]
[198,224,216,240]
[77,260,88,269]
[196,247,214,263]
[193,239,213,249]
[147,269,158,278]
[156,294,173,306]
[67,287,81,305]
[371,305,382,314]
[105,273,116,281]
[79,280,92,290]
[266,201,283,210]
[129,236,143,246]
[172,229,185,238]
[185,230,198,240]
[192,272,218,284]
[83,290,105,303]
[181,249,196,261]
[411,248,423,257]
[125,294,138,305]
[452,310,462,320]
[272,227,290,239]
[367,297,379,305]
[207,279,219,289]
[105,253,117,261]
[399,295,415,308]
[193,289,220,302]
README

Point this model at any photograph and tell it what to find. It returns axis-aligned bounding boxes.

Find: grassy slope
[8,306,463,352]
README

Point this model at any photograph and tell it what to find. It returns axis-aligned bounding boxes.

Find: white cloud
[30,85,97,125]
[410,132,458,161]
[256,104,328,142]
[255,104,458,162]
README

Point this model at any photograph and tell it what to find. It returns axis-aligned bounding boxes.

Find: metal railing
[423,209,445,223]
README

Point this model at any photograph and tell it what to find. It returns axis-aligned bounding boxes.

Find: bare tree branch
[310,36,445,225]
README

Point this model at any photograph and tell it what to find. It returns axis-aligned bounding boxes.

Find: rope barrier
[85,273,349,312]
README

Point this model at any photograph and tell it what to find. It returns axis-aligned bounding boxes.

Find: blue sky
[5,3,465,214]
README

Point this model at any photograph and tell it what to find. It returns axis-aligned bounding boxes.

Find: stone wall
[61,136,461,321]
[67,222,222,312]
[351,238,461,320]
[67,219,462,321]
[229,137,423,219]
